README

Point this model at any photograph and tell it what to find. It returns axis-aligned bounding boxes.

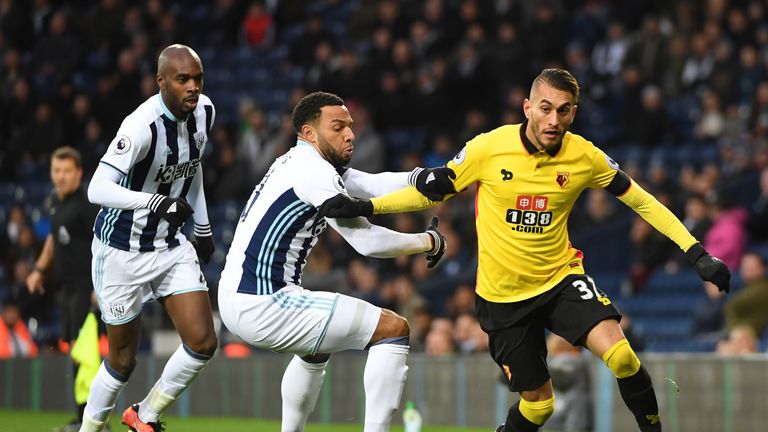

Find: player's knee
[378,309,410,338]
[519,394,556,426]
[188,333,218,357]
[108,352,136,378]
[391,314,410,338]
[601,339,641,379]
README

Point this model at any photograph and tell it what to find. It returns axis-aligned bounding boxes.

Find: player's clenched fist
[686,242,731,293]
[409,166,457,201]
[316,194,374,219]
[148,194,194,226]
[425,216,447,268]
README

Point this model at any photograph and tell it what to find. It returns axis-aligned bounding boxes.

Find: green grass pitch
[0,410,491,431]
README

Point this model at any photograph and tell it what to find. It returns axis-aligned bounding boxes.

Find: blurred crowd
[4,0,768,358]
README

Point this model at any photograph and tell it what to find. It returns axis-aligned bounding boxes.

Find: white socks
[281,356,328,432]
[137,344,211,423]
[79,361,128,432]
[363,343,409,432]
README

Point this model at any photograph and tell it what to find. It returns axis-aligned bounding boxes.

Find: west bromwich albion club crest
[556,172,570,189]
[193,131,207,151]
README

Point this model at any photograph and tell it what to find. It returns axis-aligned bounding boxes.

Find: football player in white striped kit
[218,92,451,432]
[80,45,217,432]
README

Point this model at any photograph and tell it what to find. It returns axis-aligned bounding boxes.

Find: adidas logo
[426,172,436,183]
[167,203,177,213]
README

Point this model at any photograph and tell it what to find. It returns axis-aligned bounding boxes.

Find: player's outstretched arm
[613,175,730,292]
[341,166,456,201]
[327,215,446,266]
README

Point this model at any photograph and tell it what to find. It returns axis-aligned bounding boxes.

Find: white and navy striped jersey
[219,141,432,296]
[93,93,215,252]
[219,142,337,295]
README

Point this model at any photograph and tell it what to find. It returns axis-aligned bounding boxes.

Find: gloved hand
[192,235,215,264]
[316,194,374,219]
[425,216,447,268]
[685,242,730,293]
[148,194,194,227]
[409,166,457,201]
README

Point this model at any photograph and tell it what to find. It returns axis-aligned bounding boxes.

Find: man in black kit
[27,146,101,432]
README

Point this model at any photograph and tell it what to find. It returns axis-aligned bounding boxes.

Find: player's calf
[602,339,661,431]
[362,310,410,432]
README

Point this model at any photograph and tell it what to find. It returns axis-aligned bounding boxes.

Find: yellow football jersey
[371,122,698,303]
[444,122,622,302]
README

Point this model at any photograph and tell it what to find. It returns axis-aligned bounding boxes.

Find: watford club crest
[556,172,570,189]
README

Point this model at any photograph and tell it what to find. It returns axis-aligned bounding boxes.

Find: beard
[533,122,571,150]
[317,135,351,168]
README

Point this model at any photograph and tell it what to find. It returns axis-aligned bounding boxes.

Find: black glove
[685,242,730,293]
[425,216,447,268]
[409,167,457,201]
[316,194,374,219]
[148,194,194,227]
[192,235,215,264]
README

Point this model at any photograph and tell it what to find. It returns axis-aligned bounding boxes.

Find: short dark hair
[51,146,82,168]
[291,91,344,134]
[533,68,580,104]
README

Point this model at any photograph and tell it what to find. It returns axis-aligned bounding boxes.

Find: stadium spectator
[236,99,271,184]
[0,301,38,359]
[704,192,748,270]
[627,216,676,293]
[320,68,731,432]
[569,189,620,238]
[591,21,629,81]
[344,101,385,173]
[624,15,667,85]
[453,313,488,354]
[241,0,273,48]
[80,44,218,432]
[691,281,728,340]
[30,11,80,94]
[26,146,100,431]
[206,124,250,203]
[716,324,759,355]
[288,13,336,68]
[425,317,456,356]
[724,252,768,337]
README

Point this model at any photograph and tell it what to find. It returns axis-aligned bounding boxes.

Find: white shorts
[92,238,207,325]
[218,285,381,355]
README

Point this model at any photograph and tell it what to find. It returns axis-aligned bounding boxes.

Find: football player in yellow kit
[317,68,730,432]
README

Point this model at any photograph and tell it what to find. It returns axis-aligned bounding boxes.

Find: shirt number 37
[573,276,612,306]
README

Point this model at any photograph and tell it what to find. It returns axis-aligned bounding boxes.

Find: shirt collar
[520,120,562,157]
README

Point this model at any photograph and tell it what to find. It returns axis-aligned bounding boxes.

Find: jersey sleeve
[326,217,432,258]
[99,118,152,176]
[341,168,410,199]
[369,136,482,214]
[445,135,483,192]
[587,146,622,189]
[294,164,351,207]
[617,180,698,251]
